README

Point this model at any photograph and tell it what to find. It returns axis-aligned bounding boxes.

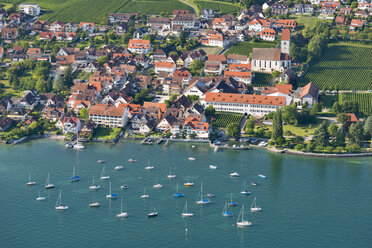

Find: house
[153,49,167,61]
[127,39,151,54]
[147,17,171,30]
[156,115,178,132]
[340,7,352,15]
[109,13,138,23]
[102,92,131,106]
[271,4,289,15]
[79,22,95,33]
[57,116,81,134]
[89,103,128,128]
[212,18,231,32]
[258,28,276,41]
[275,19,296,29]
[0,98,13,114]
[32,20,50,32]
[39,31,54,41]
[320,3,339,15]
[354,10,369,18]
[173,10,190,16]
[345,113,359,126]
[80,120,97,138]
[50,20,64,33]
[19,3,40,16]
[173,69,191,84]
[19,89,40,110]
[7,107,28,121]
[130,114,154,133]
[224,71,252,84]
[259,84,293,97]
[292,82,319,106]
[202,92,286,116]
[226,54,249,64]
[293,4,313,14]
[172,14,196,28]
[183,117,210,139]
[133,27,148,39]
[162,77,183,94]
[228,63,251,71]
[184,50,204,68]
[202,9,216,19]
[183,80,208,98]
[1,27,18,42]
[155,61,176,75]
[200,30,230,47]
[64,22,78,33]
[358,2,372,11]
[350,19,366,30]
[335,16,347,26]
[0,117,14,132]
[26,47,42,60]
[204,61,223,76]
[41,105,63,122]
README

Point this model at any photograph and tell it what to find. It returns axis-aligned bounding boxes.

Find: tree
[187,95,199,103]
[348,122,364,145]
[272,109,283,143]
[330,29,338,38]
[63,65,74,88]
[328,122,338,137]
[204,105,215,117]
[245,116,255,135]
[363,116,372,135]
[334,127,346,147]
[133,89,153,104]
[79,108,89,121]
[35,78,46,93]
[53,75,65,91]
[272,70,281,78]
[189,132,197,139]
[337,113,349,126]
[189,60,204,76]
[312,120,329,146]
[46,77,53,92]
[226,123,241,139]
[282,105,298,125]
[350,1,358,8]
[97,55,108,66]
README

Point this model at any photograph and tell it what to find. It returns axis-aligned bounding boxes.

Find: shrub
[295,143,306,150]
[268,140,275,146]
[325,146,334,153]
[335,146,344,153]
[315,145,324,152]
[284,130,293,136]
[346,143,361,153]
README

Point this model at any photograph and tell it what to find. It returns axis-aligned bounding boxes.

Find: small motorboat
[206,193,215,198]
[141,194,149,198]
[65,143,73,148]
[114,165,124,171]
[120,184,128,190]
[147,211,158,218]
[89,202,100,208]
[145,166,154,170]
[188,157,196,161]
[209,165,217,169]
[230,172,240,177]
[191,145,196,148]
[258,174,266,179]
[153,183,163,189]
[240,190,251,196]
[128,159,137,163]
[251,182,259,186]
[97,160,105,163]
[73,142,85,149]
[173,192,184,197]
[184,182,194,187]
[167,174,176,179]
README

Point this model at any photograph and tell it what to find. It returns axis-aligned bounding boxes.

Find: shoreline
[5,134,372,158]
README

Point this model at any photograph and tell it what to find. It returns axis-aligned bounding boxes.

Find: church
[251,29,291,73]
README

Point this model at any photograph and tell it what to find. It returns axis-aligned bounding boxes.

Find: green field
[225,41,277,57]
[253,73,272,87]
[93,127,121,141]
[289,14,332,27]
[193,0,239,14]
[3,0,192,23]
[213,112,243,128]
[298,43,372,90]
[339,93,372,115]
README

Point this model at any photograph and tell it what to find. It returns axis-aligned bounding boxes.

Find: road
[180,0,198,16]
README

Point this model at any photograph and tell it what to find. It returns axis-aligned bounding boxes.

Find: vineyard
[213,112,243,128]
[253,72,273,87]
[194,0,239,15]
[298,43,372,90]
[339,93,372,115]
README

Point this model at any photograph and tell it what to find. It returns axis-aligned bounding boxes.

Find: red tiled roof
[281,29,290,41]
[228,63,251,71]
[89,103,125,117]
[143,102,167,113]
[224,71,252,79]
[155,61,175,68]
[300,82,319,99]
[128,39,150,49]
[258,28,276,37]
[205,92,286,106]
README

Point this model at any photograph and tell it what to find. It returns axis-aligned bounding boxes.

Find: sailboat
[89,176,101,190]
[236,205,252,227]
[172,183,184,197]
[181,201,193,217]
[100,166,110,180]
[147,209,158,218]
[228,193,237,206]
[230,172,240,177]
[152,176,163,189]
[221,202,233,217]
[250,197,262,212]
[240,181,251,196]
[89,202,100,208]
[196,183,211,204]
[141,187,149,198]
[209,165,217,169]
[116,197,128,218]
[55,189,68,210]
[70,165,80,182]
[106,181,117,199]
[145,160,154,170]
[45,173,55,189]
[26,174,36,186]
[184,179,194,187]
[36,190,46,201]
[114,165,124,171]
[167,168,176,179]
[73,141,84,149]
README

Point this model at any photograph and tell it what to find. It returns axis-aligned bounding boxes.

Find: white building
[89,104,128,128]
[19,4,40,16]
[127,39,151,55]
[202,92,286,116]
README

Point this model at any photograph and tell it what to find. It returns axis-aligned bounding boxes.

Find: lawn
[319,94,337,108]
[93,127,121,141]
[289,14,332,27]
[253,72,272,87]
[298,43,372,90]
[3,0,192,23]
[263,121,320,137]
[198,46,222,55]
[0,79,22,96]
[225,41,277,58]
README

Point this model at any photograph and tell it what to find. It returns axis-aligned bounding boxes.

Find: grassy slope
[298,43,372,90]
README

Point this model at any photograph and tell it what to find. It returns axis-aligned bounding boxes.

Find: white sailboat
[167,168,176,179]
[181,201,193,217]
[45,173,55,189]
[70,164,80,182]
[230,172,240,177]
[26,174,36,186]
[116,197,128,218]
[209,165,217,169]
[222,202,233,217]
[89,176,101,190]
[152,176,163,189]
[240,181,251,195]
[196,182,211,204]
[106,181,117,199]
[145,161,154,170]
[55,189,68,210]
[236,205,252,227]
[36,190,46,201]
[141,187,149,198]
[250,197,262,212]
[100,165,110,180]
[184,181,194,187]
[89,202,100,208]
[114,165,124,171]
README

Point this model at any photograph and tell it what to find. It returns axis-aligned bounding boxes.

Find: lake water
[0,139,371,248]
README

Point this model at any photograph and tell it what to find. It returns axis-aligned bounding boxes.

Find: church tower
[281,29,290,56]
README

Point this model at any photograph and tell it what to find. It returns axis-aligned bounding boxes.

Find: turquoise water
[1,139,372,248]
